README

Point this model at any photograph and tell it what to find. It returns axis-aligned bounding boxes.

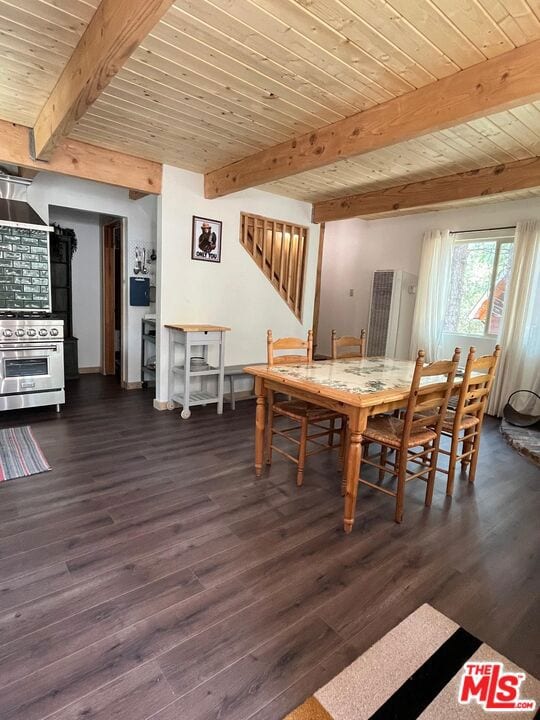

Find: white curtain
[488,219,540,416]
[409,229,452,362]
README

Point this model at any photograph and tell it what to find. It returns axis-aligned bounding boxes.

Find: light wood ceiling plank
[466,116,534,158]
[385,0,487,66]
[0,15,76,56]
[100,80,287,148]
[430,0,515,56]
[0,2,87,47]
[261,0,437,87]
[136,36,325,134]
[314,0,459,78]
[84,100,264,156]
[151,20,344,124]
[167,1,373,114]
[122,55,295,138]
[439,123,525,163]
[234,0,415,96]
[488,109,540,150]
[476,0,540,44]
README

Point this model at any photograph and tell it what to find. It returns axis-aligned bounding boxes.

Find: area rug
[0,426,51,481]
[285,605,538,719]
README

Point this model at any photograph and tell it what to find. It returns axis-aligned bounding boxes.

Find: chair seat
[442,409,480,432]
[273,399,339,422]
[363,415,437,449]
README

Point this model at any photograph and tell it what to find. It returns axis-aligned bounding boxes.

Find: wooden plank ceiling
[2,0,540,212]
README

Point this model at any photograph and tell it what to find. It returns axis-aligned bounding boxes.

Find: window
[240,212,308,320]
[445,228,515,337]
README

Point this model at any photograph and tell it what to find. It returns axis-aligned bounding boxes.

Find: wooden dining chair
[331,329,366,359]
[359,348,460,523]
[439,345,501,496]
[266,329,342,486]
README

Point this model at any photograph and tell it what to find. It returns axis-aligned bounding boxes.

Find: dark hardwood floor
[0,375,538,720]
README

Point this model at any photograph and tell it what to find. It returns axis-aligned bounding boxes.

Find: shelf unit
[141,317,156,388]
[165,324,230,419]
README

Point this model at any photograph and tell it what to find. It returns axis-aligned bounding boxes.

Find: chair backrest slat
[454,345,501,424]
[267,329,313,366]
[400,348,460,450]
[331,329,366,360]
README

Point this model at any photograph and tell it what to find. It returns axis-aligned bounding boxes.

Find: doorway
[102,219,123,381]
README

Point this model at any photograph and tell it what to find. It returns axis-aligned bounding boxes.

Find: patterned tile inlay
[266,358,453,395]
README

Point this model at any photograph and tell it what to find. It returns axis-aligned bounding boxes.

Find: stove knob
[50,328,59,337]
[27,328,37,337]
[15,329,25,337]
[38,328,48,337]
[3,329,13,337]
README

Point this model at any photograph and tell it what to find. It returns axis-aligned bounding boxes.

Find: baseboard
[225,390,255,403]
[79,367,101,374]
[153,399,169,411]
[123,381,143,390]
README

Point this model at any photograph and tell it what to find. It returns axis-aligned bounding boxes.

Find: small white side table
[165,324,230,419]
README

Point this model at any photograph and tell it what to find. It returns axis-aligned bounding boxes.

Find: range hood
[0,174,50,229]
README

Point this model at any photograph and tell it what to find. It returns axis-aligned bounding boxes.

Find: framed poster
[191,216,222,263]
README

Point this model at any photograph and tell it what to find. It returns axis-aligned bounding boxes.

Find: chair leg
[395,448,407,523]
[446,433,459,497]
[461,433,472,469]
[425,441,438,508]
[328,417,336,447]
[379,446,387,481]
[265,391,274,466]
[297,417,308,487]
[393,450,400,477]
[468,431,481,483]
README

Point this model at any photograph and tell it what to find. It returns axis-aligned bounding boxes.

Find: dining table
[243,356,463,533]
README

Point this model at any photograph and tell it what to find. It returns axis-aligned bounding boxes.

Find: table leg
[343,410,367,534]
[254,377,266,478]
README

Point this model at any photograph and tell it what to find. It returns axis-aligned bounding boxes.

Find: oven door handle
[1,345,60,352]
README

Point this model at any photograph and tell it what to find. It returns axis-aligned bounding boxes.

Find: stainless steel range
[0,317,64,411]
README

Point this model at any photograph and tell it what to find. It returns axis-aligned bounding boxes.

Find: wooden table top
[244,357,464,408]
[165,324,231,332]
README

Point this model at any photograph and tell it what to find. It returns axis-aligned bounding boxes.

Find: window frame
[447,227,515,339]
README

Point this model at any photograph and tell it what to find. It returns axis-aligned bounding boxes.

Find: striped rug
[285,605,538,719]
[0,426,50,481]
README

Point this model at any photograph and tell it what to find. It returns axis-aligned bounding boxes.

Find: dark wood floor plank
[152,616,342,720]
[0,495,220,581]
[0,563,72,613]
[0,568,202,688]
[0,579,255,720]
[0,527,237,645]
[0,376,537,720]
[44,662,176,720]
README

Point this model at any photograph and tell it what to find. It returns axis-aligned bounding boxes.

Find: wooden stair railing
[240,212,308,320]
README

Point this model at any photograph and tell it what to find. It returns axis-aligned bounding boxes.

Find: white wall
[28,173,157,383]
[318,197,540,359]
[49,207,101,369]
[156,165,320,403]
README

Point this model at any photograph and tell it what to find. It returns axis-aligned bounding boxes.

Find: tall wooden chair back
[455,345,501,424]
[401,348,460,452]
[267,329,313,366]
[331,330,366,359]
